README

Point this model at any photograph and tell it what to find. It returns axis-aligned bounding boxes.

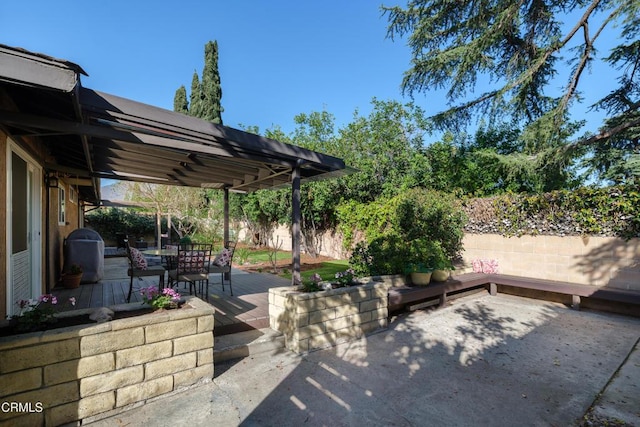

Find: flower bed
[0,296,214,426]
[269,276,399,353]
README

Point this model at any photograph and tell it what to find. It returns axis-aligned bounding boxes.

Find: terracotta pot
[431,269,450,282]
[62,272,82,289]
[410,271,432,286]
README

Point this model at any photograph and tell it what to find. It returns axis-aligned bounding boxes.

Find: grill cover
[64,228,104,283]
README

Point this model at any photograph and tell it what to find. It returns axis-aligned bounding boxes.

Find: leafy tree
[337,99,431,202]
[423,133,467,192]
[384,0,639,182]
[426,123,582,195]
[231,115,344,257]
[229,126,291,247]
[291,112,343,256]
[123,182,224,244]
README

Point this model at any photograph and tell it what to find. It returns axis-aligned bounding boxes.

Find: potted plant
[405,238,438,286]
[61,264,83,289]
[430,242,454,282]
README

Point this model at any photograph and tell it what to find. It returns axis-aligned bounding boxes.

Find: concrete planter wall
[269,276,403,354]
[0,296,215,426]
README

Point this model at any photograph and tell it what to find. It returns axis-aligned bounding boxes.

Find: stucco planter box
[269,277,394,354]
[0,296,215,426]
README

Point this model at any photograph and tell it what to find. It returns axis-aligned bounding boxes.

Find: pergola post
[156,210,161,249]
[223,187,230,245]
[223,187,230,281]
[291,164,301,286]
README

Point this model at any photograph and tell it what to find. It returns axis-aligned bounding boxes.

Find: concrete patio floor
[84,293,640,426]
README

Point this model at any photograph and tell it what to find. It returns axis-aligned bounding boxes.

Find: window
[58,185,66,225]
[69,186,77,204]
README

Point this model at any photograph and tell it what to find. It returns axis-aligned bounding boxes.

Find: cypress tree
[201,40,224,125]
[173,85,189,114]
[173,41,223,124]
[189,71,203,119]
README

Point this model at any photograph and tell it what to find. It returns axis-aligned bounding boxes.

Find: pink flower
[69,297,76,306]
[142,287,181,309]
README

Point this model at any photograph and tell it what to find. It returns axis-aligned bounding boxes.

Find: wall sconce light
[47,176,59,188]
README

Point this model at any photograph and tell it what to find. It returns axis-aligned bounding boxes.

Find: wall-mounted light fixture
[46,175,59,188]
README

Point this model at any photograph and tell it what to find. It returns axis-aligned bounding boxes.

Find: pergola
[0,44,350,285]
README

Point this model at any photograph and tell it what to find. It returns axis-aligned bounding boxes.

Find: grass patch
[280,260,350,282]
[238,248,290,265]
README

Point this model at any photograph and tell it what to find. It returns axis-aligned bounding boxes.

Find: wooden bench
[388,273,640,313]
[388,272,490,311]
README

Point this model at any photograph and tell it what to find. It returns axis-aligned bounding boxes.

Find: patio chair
[209,241,237,296]
[168,243,212,301]
[125,240,166,303]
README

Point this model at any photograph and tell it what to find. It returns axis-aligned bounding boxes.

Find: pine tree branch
[568,115,640,151]
[558,3,624,118]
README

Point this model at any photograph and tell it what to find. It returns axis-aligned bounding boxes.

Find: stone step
[214,328,286,363]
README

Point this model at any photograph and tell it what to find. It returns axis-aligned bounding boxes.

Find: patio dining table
[142,248,179,276]
[142,248,178,257]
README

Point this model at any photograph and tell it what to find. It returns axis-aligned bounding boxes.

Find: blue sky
[0,1,619,141]
[1,1,418,135]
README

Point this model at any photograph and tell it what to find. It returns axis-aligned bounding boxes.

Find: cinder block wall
[253,227,639,293]
[461,234,640,291]
[269,280,391,354]
[0,297,215,426]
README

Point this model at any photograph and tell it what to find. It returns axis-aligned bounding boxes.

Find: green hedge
[85,208,158,242]
[463,185,640,239]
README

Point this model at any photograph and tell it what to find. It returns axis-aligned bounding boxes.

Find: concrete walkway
[87,294,640,426]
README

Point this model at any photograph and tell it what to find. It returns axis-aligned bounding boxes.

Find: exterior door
[7,142,42,316]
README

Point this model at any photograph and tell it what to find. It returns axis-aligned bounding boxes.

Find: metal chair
[125,240,166,302]
[209,241,237,296]
[168,243,212,300]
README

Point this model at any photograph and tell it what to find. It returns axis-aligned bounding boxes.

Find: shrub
[350,234,406,276]
[85,208,157,242]
[344,189,466,275]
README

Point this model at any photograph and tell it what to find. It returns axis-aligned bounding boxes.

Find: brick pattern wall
[0,297,215,426]
[461,234,640,291]
[269,279,391,353]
